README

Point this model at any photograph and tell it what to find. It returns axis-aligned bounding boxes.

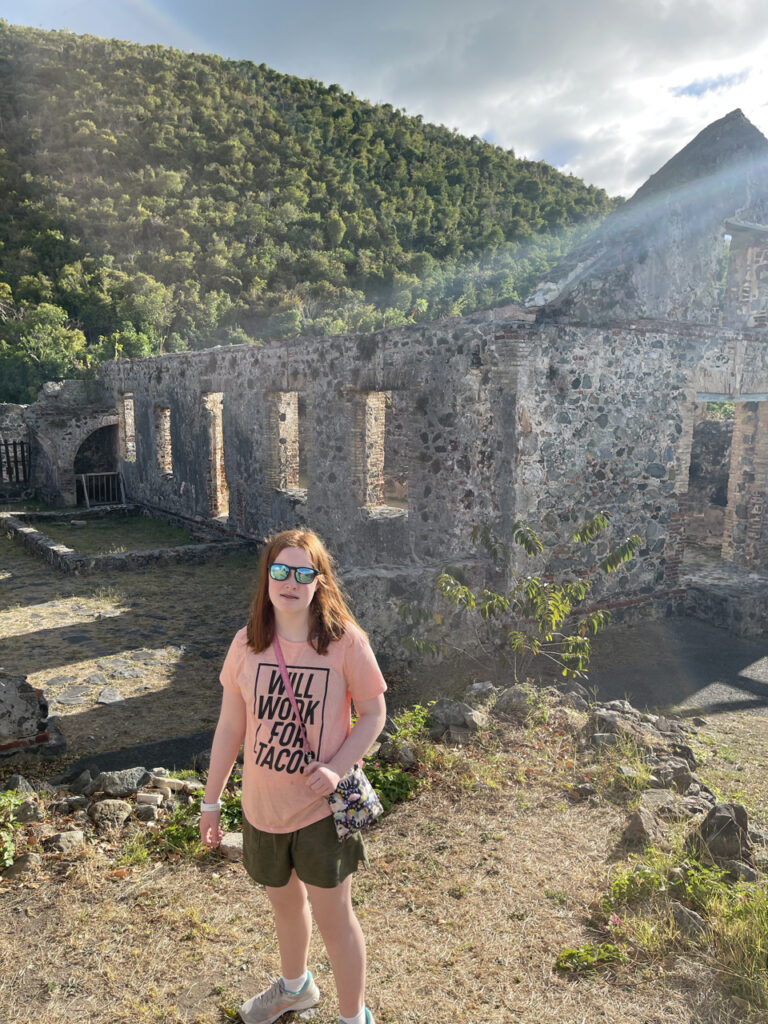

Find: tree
[400,512,641,682]
[0,302,87,401]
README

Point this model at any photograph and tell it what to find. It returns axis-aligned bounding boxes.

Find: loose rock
[97,686,125,705]
[622,807,669,848]
[2,852,42,878]
[98,767,151,798]
[88,799,132,830]
[671,901,709,939]
[135,804,158,822]
[2,774,35,795]
[687,803,753,864]
[14,798,44,823]
[494,687,531,716]
[44,830,85,854]
[219,832,243,862]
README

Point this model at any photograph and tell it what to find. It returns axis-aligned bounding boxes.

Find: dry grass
[2,713,764,1024]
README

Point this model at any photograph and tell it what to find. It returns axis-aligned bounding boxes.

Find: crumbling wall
[93,311,768,642]
[21,380,118,505]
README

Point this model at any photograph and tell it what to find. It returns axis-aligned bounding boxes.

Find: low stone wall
[0,509,253,575]
[683,564,768,638]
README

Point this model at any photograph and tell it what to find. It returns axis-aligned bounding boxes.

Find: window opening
[684,401,733,566]
[273,392,301,491]
[361,391,409,511]
[203,392,229,519]
[154,405,173,476]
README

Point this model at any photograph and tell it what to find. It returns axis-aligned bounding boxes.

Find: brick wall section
[153,405,173,476]
[202,392,229,518]
[747,402,768,567]
[363,391,386,506]
[721,402,768,566]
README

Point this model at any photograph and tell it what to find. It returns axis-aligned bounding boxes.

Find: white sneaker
[239,972,321,1024]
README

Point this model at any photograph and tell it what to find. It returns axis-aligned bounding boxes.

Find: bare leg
[307,876,366,1018]
[265,870,313,980]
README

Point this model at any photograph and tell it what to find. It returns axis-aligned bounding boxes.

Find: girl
[200,528,386,1024]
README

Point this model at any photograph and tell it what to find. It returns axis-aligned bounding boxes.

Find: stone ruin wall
[93,310,768,646]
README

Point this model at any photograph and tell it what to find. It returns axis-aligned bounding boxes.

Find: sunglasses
[269,562,320,584]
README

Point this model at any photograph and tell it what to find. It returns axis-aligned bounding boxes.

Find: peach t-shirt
[220,623,386,833]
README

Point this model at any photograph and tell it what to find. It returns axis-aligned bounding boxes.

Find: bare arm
[200,687,246,846]
[304,692,387,796]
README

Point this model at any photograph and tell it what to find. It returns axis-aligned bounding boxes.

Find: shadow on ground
[588,617,768,718]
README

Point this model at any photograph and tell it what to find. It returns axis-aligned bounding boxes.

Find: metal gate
[79,472,126,507]
[0,439,30,484]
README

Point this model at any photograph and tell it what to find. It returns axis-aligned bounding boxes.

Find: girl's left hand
[304,761,340,796]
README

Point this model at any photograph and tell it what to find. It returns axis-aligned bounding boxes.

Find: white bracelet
[200,800,221,812]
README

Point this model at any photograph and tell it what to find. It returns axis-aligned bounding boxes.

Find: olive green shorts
[242,813,369,889]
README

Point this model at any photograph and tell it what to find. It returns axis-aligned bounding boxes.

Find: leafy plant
[555,942,628,973]
[390,702,434,743]
[0,790,23,868]
[147,802,204,859]
[402,513,641,681]
[363,758,420,812]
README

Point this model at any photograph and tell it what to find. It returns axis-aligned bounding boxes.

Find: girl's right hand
[200,809,223,848]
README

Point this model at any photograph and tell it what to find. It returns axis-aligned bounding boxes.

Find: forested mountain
[0,21,619,402]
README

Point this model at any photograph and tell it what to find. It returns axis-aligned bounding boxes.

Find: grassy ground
[1,530,768,1023]
[22,514,197,555]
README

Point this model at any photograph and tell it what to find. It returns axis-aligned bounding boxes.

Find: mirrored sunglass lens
[295,568,316,584]
[270,563,289,580]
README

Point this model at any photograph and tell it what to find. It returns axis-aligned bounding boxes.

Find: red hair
[246,529,363,655]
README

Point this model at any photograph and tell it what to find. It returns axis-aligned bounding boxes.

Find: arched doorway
[74,424,122,505]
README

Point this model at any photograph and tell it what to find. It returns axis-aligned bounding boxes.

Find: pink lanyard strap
[272,634,314,760]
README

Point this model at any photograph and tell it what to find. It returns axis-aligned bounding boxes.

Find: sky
[3,0,768,197]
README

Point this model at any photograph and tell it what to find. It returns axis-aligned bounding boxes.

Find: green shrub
[364,758,420,812]
[593,848,768,1006]
[0,790,23,868]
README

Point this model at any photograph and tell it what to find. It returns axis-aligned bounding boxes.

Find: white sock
[282,972,308,993]
[338,1009,366,1024]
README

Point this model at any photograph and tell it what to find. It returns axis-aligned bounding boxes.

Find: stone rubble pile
[379,681,766,886]
[2,681,766,887]
[1,765,208,879]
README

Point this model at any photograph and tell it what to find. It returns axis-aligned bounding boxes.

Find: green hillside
[0,21,619,402]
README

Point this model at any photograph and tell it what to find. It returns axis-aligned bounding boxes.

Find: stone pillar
[722,401,768,568]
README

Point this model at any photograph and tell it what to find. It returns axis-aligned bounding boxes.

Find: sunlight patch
[0,594,129,639]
